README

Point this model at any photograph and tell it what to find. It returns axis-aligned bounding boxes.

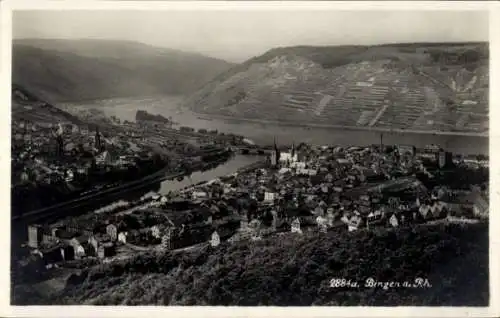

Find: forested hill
[14,222,488,306]
[12,39,234,102]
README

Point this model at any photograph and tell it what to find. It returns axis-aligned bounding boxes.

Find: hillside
[11,84,81,125]
[185,42,489,133]
[12,39,234,102]
[14,222,488,306]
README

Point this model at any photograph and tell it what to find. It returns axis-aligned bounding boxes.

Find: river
[59,95,489,155]
[158,154,262,195]
[11,154,262,248]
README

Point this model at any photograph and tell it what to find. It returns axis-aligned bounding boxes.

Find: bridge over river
[232,145,274,155]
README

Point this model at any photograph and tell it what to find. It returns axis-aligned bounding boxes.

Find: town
[10,106,250,218]
[12,114,489,286]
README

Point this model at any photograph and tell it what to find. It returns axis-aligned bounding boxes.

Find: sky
[13,10,489,63]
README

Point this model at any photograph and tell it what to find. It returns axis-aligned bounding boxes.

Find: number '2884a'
[329,278,359,288]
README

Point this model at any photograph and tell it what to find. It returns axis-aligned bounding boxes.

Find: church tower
[95,126,101,150]
[286,141,297,164]
[270,137,281,168]
[54,123,64,157]
[56,135,64,157]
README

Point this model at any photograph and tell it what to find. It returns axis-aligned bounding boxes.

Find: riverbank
[13,150,234,223]
[56,96,489,155]
[177,159,268,195]
[193,112,489,138]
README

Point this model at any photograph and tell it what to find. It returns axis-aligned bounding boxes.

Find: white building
[389,214,399,228]
[342,215,362,232]
[291,218,302,234]
[419,205,430,219]
[278,167,291,174]
[264,192,276,202]
[64,170,74,183]
[336,158,350,165]
[210,231,221,247]
[95,151,112,165]
[280,152,298,164]
[151,225,161,239]
[316,216,328,233]
[118,232,127,244]
[106,224,118,241]
[192,191,208,199]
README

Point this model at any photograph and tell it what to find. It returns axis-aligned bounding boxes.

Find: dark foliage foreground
[14,222,489,306]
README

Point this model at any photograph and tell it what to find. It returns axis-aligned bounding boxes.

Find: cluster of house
[20,140,489,270]
[173,142,488,240]
[22,196,234,269]
[27,222,119,267]
[11,119,149,187]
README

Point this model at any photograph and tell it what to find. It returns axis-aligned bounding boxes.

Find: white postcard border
[0,1,498,317]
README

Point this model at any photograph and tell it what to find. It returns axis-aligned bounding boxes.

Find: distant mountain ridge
[185,42,488,134]
[12,39,234,102]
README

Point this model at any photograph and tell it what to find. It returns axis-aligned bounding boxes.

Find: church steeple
[54,122,64,157]
[274,137,281,161]
[270,137,280,168]
[95,126,101,150]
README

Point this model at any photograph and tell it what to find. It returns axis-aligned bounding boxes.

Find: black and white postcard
[1,1,499,317]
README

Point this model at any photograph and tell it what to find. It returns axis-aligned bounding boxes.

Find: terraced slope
[185,43,488,133]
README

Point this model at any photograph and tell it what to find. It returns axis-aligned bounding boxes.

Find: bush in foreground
[16,222,489,306]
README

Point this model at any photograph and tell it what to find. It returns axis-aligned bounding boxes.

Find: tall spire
[291,141,296,158]
[95,126,101,150]
[273,136,280,163]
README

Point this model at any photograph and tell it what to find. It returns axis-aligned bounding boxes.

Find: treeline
[135,110,170,123]
[25,221,489,306]
[247,44,487,70]
[428,48,488,65]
